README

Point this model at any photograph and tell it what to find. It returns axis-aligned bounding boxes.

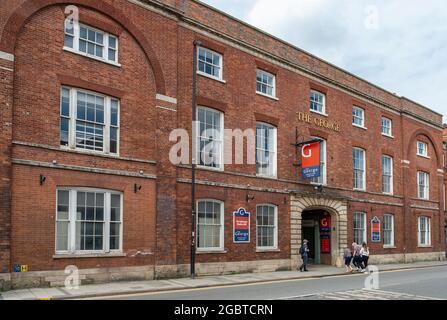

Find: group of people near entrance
[298,239,370,273]
[344,242,370,273]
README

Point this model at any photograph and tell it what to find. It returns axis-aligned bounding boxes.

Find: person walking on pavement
[299,239,310,272]
[352,242,363,271]
[344,246,353,273]
[360,242,370,272]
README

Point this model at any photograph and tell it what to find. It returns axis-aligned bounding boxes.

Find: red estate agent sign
[233,208,250,243]
[302,142,320,179]
[320,214,331,254]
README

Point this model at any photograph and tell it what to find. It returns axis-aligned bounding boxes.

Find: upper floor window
[60,87,119,155]
[197,47,223,81]
[256,205,278,249]
[56,188,122,254]
[196,107,223,170]
[352,106,365,128]
[381,117,392,136]
[382,155,393,194]
[64,20,118,64]
[417,171,430,200]
[353,148,366,190]
[256,122,277,177]
[310,138,326,185]
[256,69,276,98]
[310,90,326,115]
[418,216,431,246]
[197,199,224,251]
[417,141,428,157]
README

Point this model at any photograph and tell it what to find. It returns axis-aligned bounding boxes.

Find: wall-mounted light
[134,183,142,193]
[246,194,255,202]
[39,174,46,186]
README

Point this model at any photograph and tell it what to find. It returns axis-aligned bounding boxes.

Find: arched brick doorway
[290,194,348,268]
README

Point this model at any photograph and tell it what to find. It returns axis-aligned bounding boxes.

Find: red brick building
[0,0,445,290]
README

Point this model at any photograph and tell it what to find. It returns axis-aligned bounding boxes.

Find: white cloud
[201,0,447,118]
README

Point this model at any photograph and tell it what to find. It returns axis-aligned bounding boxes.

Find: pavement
[1,260,446,300]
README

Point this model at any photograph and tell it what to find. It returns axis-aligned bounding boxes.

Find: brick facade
[0,0,445,289]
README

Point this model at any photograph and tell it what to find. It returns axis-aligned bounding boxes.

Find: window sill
[53,252,125,259]
[256,91,279,101]
[310,110,328,117]
[310,181,327,186]
[383,245,396,249]
[382,192,394,196]
[197,71,226,84]
[61,146,120,158]
[417,154,430,159]
[417,245,433,248]
[256,174,278,180]
[197,165,224,172]
[256,248,280,253]
[353,124,367,130]
[63,47,121,68]
[353,188,366,192]
[196,250,227,254]
[382,133,394,139]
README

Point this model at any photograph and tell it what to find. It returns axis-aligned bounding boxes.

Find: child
[344,246,353,272]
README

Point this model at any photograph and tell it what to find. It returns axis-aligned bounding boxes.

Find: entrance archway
[290,194,348,268]
[301,209,333,265]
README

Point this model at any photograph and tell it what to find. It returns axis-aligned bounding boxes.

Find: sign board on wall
[320,214,331,254]
[233,208,250,243]
[301,142,321,179]
[371,216,381,242]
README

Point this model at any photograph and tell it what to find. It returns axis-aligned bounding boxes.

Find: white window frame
[196,199,225,251]
[417,171,430,200]
[381,117,393,137]
[197,46,224,82]
[256,204,278,250]
[353,147,366,191]
[383,214,395,247]
[55,188,123,255]
[196,106,224,171]
[418,216,431,246]
[417,141,429,158]
[310,90,327,116]
[352,106,366,129]
[256,122,277,178]
[354,212,367,245]
[64,19,120,66]
[61,87,120,155]
[382,155,393,195]
[256,69,277,99]
[310,138,327,185]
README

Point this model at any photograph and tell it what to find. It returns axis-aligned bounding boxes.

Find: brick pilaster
[0,52,14,275]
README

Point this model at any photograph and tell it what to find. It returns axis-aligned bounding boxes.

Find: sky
[200,0,447,119]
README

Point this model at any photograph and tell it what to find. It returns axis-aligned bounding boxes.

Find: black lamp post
[191,40,202,279]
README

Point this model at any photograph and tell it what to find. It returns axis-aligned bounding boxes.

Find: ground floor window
[56,188,122,254]
[418,216,431,246]
[197,200,224,250]
[353,212,366,244]
[256,205,278,249]
[383,214,394,247]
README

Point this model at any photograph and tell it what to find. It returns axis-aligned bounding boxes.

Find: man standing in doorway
[299,239,310,272]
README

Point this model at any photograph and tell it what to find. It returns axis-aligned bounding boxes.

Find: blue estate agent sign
[233,208,250,243]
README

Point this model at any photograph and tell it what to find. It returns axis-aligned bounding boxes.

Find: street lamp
[191,40,202,279]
